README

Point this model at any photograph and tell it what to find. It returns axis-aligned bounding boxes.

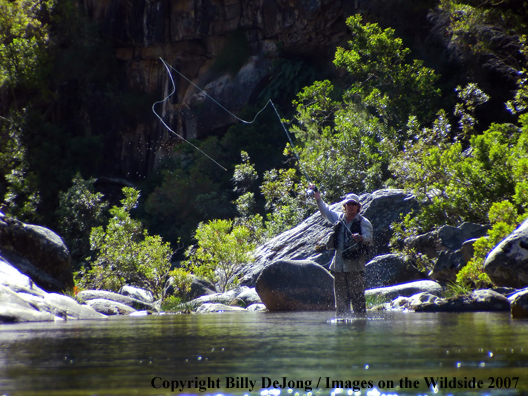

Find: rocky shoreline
[2,188,528,323]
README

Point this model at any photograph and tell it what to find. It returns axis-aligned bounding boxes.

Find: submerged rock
[255,259,334,311]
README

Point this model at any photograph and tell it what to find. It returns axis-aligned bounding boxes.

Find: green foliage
[182,219,255,292]
[77,187,173,299]
[0,0,54,89]
[55,174,109,270]
[290,15,441,200]
[454,83,490,137]
[390,95,528,231]
[0,112,41,222]
[259,166,310,238]
[334,14,441,127]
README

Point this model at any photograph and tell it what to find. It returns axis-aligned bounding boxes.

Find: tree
[290,15,441,200]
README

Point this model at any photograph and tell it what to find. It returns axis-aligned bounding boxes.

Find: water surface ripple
[0,311,527,396]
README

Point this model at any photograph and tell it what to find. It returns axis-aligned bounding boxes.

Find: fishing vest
[326,214,368,260]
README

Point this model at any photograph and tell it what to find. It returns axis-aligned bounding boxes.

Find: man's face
[344,200,360,217]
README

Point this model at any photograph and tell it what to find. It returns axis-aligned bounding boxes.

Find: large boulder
[0,216,73,291]
[242,189,419,285]
[484,218,528,288]
[365,254,427,289]
[255,259,335,311]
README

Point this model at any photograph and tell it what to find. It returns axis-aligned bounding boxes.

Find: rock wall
[82,0,349,177]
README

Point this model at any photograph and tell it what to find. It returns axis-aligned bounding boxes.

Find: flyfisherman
[308,184,373,315]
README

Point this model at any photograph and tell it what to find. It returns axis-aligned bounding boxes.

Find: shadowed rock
[0,217,73,291]
[365,254,427,289]
[509,289,528,318]
[255,259,334,311]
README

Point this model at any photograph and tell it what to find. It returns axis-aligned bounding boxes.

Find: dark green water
[1,311,527,396]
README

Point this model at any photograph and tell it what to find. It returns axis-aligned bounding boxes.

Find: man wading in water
[308,184,373,315]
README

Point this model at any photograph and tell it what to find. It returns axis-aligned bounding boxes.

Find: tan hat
[342,193,360,205]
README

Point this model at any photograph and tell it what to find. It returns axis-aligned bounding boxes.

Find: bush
[182,219,255,292]
[76,187,173,299]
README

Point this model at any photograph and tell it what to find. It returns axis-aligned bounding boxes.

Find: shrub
[76,187,173,299]
[182,219,255,292]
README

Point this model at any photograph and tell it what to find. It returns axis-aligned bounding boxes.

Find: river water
[1,311,527,396]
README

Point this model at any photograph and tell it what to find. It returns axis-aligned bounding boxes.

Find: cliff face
[82,0,348,177]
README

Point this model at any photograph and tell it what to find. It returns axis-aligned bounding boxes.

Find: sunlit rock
[390,292,442,311]
[119,285,155,303]
[77,290,155,311]
[366,280,443,302]
[246,303,266,311]
[85,299,137,316]
[484,218,528,288]
[44,293,107,320]
[196,303,247,313]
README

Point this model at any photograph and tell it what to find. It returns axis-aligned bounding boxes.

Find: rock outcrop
[81,0,349,176]
[405,222,489,283]
[0,216,73,292]
[484,218,528,288]
[242,189,419,285]
[0,261,106,322]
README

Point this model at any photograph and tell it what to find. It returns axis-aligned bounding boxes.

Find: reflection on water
[0,311,527,396]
